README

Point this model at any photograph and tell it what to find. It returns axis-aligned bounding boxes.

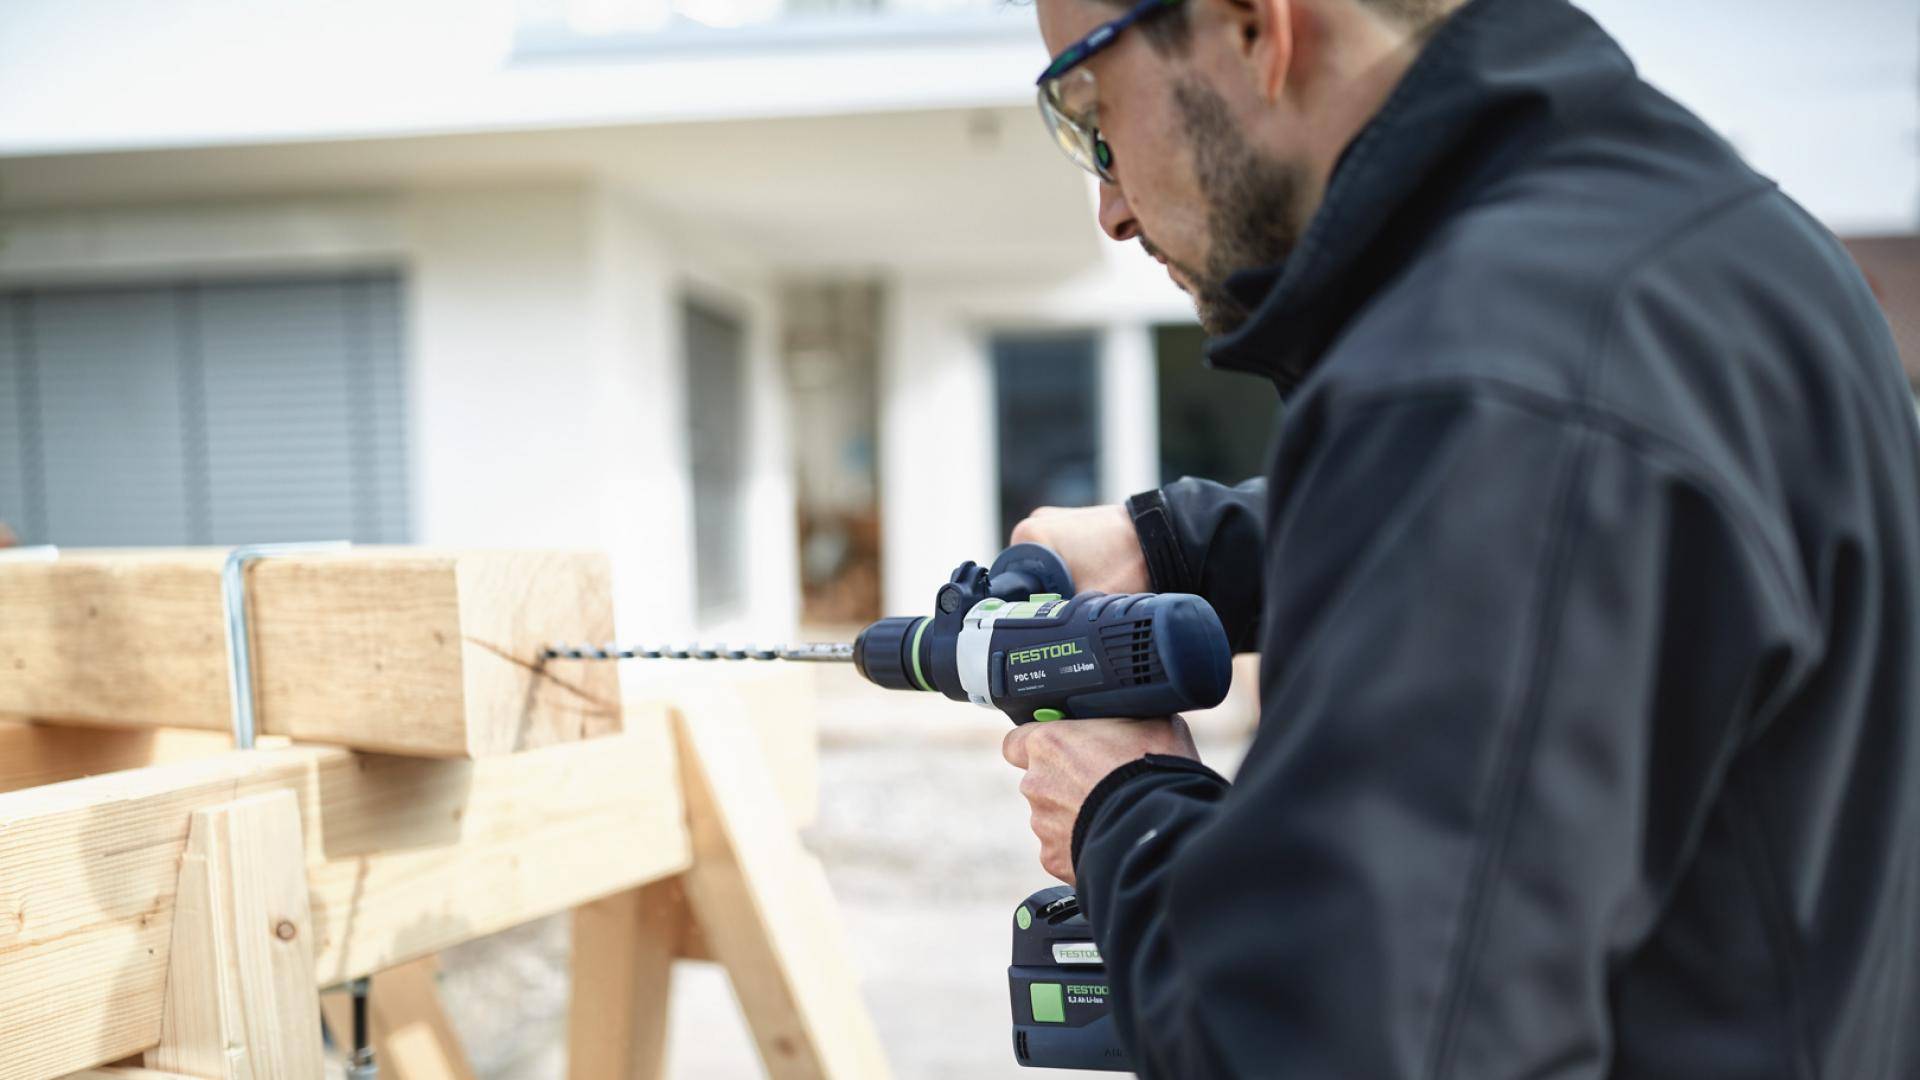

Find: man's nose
[1097,182,1140,242]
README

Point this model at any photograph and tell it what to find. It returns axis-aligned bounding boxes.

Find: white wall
[880,278,1002,613]
[0,183,800,647]
[0,0,1040,157]
[2,0,1908,234]
[880,236,1191,611]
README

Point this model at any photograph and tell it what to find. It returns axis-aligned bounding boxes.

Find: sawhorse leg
[145,791,325,1079]
[568,880,685,1080]
[565,695,889,1080]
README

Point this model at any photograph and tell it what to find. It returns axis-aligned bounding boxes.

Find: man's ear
[1223,0,1295,104]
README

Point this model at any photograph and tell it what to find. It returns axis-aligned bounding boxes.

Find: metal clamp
[344,976,377,1080]
[221,541,350,749]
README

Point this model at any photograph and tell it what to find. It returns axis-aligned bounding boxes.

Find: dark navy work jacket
[1080,0,1920,1075]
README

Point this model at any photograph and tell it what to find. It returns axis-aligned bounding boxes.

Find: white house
[0,0,1913,646]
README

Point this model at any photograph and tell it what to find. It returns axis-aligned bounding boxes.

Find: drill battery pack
[1009,886,1131,1072]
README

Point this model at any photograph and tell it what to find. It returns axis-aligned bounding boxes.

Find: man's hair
[1131,0,1455,54]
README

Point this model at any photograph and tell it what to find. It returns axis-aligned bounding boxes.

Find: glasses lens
[1036,69,1114,183]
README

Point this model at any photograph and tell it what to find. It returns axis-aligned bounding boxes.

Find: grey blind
[0,273,410,547]
[685,299,748,620]
[34,287,197,545]
[0,298,31,537]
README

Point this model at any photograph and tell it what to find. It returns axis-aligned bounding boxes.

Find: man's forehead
[1035,0,1120,53]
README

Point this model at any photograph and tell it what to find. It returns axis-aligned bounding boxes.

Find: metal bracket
[221,541,350,749]
[345,975,377,1080]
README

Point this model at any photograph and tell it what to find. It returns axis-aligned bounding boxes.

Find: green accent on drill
[1030,982,1066,1024]
[978,598,1005,610]
[1016,905,1033,930]
[908,617,933,692]
[1033,708,1065,722]
[1000,594,1065,621]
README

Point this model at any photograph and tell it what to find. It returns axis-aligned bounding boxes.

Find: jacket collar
[1204,0,1634,393]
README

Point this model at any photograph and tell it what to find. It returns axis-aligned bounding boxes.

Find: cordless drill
[546,542,1234,1071]
[849,542,1233,726]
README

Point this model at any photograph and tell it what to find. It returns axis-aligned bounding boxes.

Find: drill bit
[543,642,854,663]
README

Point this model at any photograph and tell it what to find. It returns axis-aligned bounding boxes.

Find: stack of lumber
[0,548,882,1080]
[0,548,622,756]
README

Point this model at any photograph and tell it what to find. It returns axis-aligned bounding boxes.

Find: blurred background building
[0,0,1914,642]
[0,1,1914,1076]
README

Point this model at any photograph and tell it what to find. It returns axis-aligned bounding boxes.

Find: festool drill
[546,542,1233,726]
[545,542,1233,1070]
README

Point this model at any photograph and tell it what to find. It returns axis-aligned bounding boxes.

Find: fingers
[1002,723,1031,769]
[1019,765,1047,802]
[1008,506,1062,546]
[1031,808,1076,884]
[1042,842,1076,886]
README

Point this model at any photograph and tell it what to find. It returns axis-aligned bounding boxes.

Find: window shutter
[0,273,410,547]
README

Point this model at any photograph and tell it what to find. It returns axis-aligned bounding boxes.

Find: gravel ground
[408,658,1258,1079]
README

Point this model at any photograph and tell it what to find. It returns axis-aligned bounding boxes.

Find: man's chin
[1192,290,1251,338]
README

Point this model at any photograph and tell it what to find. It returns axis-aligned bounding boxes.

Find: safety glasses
[1035,0,1185,184]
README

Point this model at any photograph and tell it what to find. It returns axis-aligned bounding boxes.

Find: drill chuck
[851,616,927,692]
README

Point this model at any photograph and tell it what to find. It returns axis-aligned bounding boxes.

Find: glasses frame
[1034,0,1186,184]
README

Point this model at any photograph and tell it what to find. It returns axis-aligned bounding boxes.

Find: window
[0,274,410,547]
[993,332,1100,540]
[1154,323,1277,487]
[684,298,749,621]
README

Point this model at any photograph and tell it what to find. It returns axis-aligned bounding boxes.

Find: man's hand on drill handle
[1004,716,1200,885]
[1005,504,1198,883]
[1009,504,1150,596]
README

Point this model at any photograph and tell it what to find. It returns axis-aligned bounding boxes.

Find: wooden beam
[623,664,820,828]
[147,792,324,1079]
[58,1060,200,1068]
[0,714,689,1080]
[677,906,714,963]
[0,722,251,795]
[0,548,620,757]
[670,692,890,1080]
[566,880,685,1080]
[319,957,476,1080]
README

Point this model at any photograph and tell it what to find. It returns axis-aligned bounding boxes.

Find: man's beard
[1150,80,1303,337]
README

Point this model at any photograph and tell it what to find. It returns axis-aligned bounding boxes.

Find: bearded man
[1000,0,1920,1075]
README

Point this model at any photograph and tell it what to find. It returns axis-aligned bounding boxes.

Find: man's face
[1037,0,1304,334]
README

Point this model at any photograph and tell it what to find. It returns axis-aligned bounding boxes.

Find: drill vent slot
[1100,618,1161,687]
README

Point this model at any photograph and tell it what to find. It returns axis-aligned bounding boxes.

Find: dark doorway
[1154,324,1277,486]
[993,332,1101,540]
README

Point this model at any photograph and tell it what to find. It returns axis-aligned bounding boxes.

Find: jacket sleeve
[1075,387,1810,1079]
[1128,477,1268,652]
